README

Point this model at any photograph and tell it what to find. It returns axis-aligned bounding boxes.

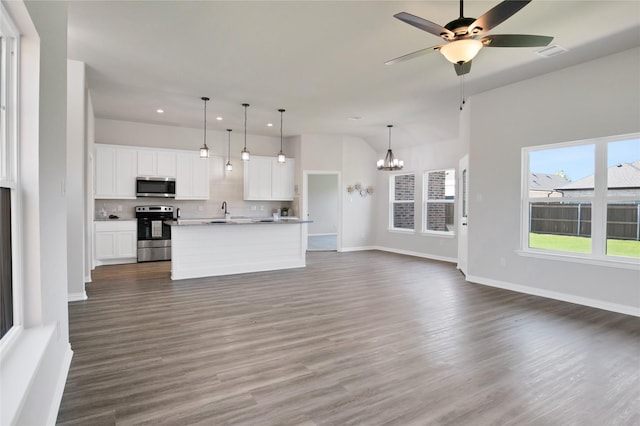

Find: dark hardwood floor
[57,251,640,425]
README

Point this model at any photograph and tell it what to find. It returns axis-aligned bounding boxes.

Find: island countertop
[165,217,311,226]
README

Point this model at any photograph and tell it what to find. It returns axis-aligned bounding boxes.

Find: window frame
[520,133,640,268]
[388,172,415,233]
[0,4,23,347]
[422,168,456,237]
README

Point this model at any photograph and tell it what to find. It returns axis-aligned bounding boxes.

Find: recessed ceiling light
[156,109,164,114]
[216,117,223,121]
[267,123,273,127]
[348,116,362,121]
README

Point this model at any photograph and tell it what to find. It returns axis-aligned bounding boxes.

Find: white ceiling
[67,1,640,151]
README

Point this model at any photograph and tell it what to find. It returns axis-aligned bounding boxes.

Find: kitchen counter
[169,217,310,280]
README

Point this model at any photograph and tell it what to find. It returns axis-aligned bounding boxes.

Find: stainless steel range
[135,205,173,262]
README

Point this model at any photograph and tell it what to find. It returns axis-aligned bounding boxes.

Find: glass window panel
[607,139,640,197]
[393,203,414,230]
[606,202,640,258]
[394,174,414,201]
[529,145,594,198]
[426,203,454,232]
[528,201,592,253]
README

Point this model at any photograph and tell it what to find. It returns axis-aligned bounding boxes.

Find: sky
[529,138,640,182]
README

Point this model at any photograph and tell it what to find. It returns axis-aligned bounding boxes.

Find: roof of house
[560,161,640,190]
[529,173,569,192]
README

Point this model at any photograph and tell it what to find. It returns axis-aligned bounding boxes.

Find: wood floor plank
[57,251,640,425]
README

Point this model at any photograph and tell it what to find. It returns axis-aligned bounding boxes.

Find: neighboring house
[559,161,640,197]
[529,173,568,198]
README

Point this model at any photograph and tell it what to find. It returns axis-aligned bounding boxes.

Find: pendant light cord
[280,110,284,151]
[203,98,208,146]
[227,129,232,161]
[459,74,466,111]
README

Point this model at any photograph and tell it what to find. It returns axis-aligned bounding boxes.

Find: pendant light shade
[377,125,403,171]
[200,97,210,159]
[277,109,286,164]
[241,103,250,161]
[225,129,233,172]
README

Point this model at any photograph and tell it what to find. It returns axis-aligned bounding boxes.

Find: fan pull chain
[459,74,466,111]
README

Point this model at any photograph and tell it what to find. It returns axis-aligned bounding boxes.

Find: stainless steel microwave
[136,177,176,198]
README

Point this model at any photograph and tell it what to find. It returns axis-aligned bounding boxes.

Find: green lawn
[529,233,640,258]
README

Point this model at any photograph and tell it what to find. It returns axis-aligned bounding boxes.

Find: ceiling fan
[386,0,553,76]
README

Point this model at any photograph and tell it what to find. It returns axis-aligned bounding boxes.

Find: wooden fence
[530,203,639,241]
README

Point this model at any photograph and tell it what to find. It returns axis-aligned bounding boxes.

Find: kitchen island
[166,218,310,280]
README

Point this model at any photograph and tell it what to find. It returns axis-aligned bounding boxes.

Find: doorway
[304,172,340,251]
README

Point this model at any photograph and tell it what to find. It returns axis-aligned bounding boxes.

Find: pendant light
[377,125,403,171]
[225,129,233,171]
[277,109,286,164]
[241,103,250,161]
[199,97,210,159]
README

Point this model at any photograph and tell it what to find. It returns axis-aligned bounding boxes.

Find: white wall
[67,59,87,301]
[1,1,73,424]
[373,135,467,262]
[468,47,640,315]
[297,134,377,251]
[308,174,338,235]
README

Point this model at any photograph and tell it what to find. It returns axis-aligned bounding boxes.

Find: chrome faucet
[221,201,229,218]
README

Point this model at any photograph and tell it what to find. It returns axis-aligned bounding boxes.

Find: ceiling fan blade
[394,12,454,39]
[468,0,532,35]
[385,45,441,65]
[454,61,472,76]
[481,34,553,47]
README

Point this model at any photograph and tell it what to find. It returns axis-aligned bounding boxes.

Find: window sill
[388,228,416,234]
[420,231,455,238]
[517,249,640,270]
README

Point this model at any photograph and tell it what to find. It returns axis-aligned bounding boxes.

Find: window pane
[606,202,640,258]
[529,201,592,253]
[393,203,414,229]
[529,145,594,197]
[0,187,13,339]
[394,174,414,201]
[426,203,454,232]
[607,139,640,197]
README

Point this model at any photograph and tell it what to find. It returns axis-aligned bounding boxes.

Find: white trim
[466,274,640,317]
[373,245,457,264]
[387,228,415,234]
[94,258,137,266]
[303,170,342,252]
[45,344,73,426]
[308,232,337,237]
[84,274,92,283]
[420,231,455,238]
[68,291,88,302]
[517,249,640,270]
[338,245,376,253]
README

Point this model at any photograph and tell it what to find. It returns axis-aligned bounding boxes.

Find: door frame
[303,170,342,252]
[457,155,469,275]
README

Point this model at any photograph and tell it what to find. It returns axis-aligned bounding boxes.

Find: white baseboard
[68,291,88,302]
[338,245,375,253]
[373,246,457,264]
[46,344,73,426]
[84,274,92,283]
[466,274,640,317]
[309,233,337,237]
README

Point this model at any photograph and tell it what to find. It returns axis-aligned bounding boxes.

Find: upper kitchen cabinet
[244,155,295,201]
[176,152,210,200]
[95,144,137,199]
[137,149,176,177]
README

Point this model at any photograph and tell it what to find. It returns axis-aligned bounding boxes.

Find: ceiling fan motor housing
[443,17,481,39]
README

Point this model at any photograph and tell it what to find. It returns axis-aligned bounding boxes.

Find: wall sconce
[347,183,374,200]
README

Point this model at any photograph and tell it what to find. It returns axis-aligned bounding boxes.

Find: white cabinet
[176,152,210,200]
[137,149,176,177]
[244,156,295,201]
[94,220,137,265]
[95,145,137,199]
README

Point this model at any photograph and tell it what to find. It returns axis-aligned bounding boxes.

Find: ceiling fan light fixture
[440,38,483,64]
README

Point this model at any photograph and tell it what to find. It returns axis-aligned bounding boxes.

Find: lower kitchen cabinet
[94,220,137,265]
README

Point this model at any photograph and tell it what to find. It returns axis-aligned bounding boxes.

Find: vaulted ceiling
[67,1,640,151]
